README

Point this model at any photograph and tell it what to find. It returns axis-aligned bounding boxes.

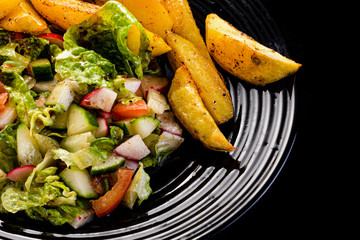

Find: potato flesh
[0,0,48,33]
[162,0,214,68]
[166,31,233,125]
[95,0,173,39]
[30,0,100,30]
[168,66,235,152]
[205,13,302,85]
[0,0,21,19]
[127,26,171,57]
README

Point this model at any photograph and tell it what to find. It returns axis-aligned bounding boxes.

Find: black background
[207,0,328,239]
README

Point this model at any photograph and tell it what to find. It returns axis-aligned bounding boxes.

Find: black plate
[0,0,300,239]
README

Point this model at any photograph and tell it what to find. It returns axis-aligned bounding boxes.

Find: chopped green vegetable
[0,124,18,173]
[155,132,184,165]
[25,205,83,226]
[13,36,49,61]
[2,166,77,215]
[0,42,30,75]
[55,49,115,89]
[61,1,150,81]
[122,163,152,209]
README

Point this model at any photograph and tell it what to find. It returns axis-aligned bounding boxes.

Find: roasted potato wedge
[0,0,21,20]
[127,25,171,57]
[168,66,235,152]
[161,0,214,67]
[206,13,302,85]
[94,0,173,39]
[166,31,233,125]
[0,0,48,33]
[30,0,100,30]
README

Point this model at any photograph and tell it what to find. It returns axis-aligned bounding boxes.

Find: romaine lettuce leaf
[0,169,9,191]
[155,132,184,165]
[3,72,37,126]
[25,203,85,226]
[112,76,142,105]
[122,163,152,209]
[1,164,83,226]
[0,124,18,173]
[0,42,30,75]
[1,165,80,227]
[55,49,116,89]
[4,73,64,132]
[13,36,49,61]
[25,150,54,191]
[53,147,107,170]
[62,1,150,80]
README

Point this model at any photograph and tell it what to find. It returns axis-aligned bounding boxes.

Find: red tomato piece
[90,168,133,218]
[111,99,148,120]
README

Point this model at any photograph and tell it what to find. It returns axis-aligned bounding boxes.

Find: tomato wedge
[90,168,133,218]
[0,82,7,94]
[112,99,148,120]
[0,82,8,112]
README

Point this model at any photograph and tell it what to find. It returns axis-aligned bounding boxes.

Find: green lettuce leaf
[25,206,68,226]
[55,49,116,89]
[25,150,54,191]
[2,166,78,216]
[13,36,49,61]
[0,169,9,191]
[155,132,184,165]
[112,76,142,105]
[53,147,106,170]
[15,165,83,226]
[3,73,37,126]
[4,73,64,131]
[0,124,18,173]
[122,163,152,209]
[61,1,150,81]
[25,203,85,226]
[0,42,30,75]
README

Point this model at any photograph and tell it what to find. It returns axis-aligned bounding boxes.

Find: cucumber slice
[28,58,53,82]
[16,124,42,166]
[113,118,135,135]
[59,166,98,199]
[131,116,160,139]
[49,110,69,130]
[90,152,125,176]
[71,148,105,170]
[33,133,59,156]
[60,132,95,152]
[45,81,75,110]
[67,103,98,136]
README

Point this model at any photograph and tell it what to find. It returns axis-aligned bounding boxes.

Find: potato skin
[127,26,171,57]
[168,66,235,152]
[166,31,233,125]
[0,0,48,33]
[30,0,100,30]
[95,0,173,39]
[162,0,214,67]
[0,0,21,19]
[206,13,301,85]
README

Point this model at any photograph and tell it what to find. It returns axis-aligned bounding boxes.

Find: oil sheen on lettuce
[56,1,151,90]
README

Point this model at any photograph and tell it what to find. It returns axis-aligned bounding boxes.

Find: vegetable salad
[0,2,184,228]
